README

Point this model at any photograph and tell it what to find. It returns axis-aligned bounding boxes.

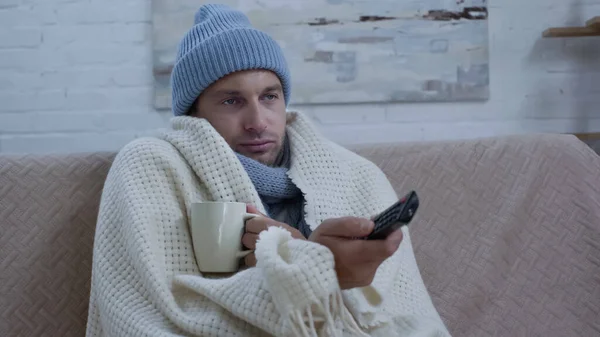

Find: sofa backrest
[1,153,115,337]
[4,134,599,337]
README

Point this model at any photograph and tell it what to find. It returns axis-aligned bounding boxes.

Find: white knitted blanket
[86,111,451,337]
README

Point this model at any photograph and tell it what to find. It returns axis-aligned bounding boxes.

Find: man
[86,4,450,337]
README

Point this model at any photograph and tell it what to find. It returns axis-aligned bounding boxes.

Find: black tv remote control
[365,191,419,240]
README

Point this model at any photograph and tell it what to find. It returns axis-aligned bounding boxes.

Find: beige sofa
[2,134,600,337]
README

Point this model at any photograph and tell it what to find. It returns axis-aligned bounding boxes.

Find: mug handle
[236,213,260,258]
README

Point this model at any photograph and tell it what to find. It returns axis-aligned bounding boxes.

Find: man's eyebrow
[263,84,283,92]
[208,89,241,97]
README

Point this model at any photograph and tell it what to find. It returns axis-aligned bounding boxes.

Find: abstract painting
[152,0,489,110]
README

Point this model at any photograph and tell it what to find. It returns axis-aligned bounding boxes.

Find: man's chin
[239,151,276,166]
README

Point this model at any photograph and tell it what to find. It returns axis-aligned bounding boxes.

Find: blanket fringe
[287,289,370,337]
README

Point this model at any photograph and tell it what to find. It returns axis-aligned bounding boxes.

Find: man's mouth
[239,140,276,153]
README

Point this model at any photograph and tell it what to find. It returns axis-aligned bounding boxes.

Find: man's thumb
[314,217,374,238]
[246,204,266,216]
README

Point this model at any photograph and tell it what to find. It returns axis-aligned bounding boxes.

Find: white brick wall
[1,0,600,153]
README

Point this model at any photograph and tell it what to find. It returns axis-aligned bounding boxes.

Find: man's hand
[242,204,306,267]
[308,217,403,290]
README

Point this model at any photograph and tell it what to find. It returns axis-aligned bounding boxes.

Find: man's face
[192,70,287,166]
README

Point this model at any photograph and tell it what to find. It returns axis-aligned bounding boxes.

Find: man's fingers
[382,229,403,257]
[245,215,303,239]
[314,217,374,238]
[245,217,270,234]
[244,252,257,267]
[362,229,403,261]
[245,205,307,240]
[241,232,259,249]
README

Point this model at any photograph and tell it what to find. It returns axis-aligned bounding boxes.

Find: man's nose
[244,101,267,134]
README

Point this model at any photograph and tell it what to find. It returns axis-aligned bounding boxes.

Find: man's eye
[264,94,277,100]
[223,99,237,105]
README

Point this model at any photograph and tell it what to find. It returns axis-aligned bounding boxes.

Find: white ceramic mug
[190,201,258,273]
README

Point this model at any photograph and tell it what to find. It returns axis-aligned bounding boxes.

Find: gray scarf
[235,137,312,238]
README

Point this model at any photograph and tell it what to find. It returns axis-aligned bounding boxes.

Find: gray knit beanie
[170,3,292,116]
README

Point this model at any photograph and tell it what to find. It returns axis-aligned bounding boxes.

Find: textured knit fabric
[235,137,312,238]
[85,111,451,337]
[170,3,292,116]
